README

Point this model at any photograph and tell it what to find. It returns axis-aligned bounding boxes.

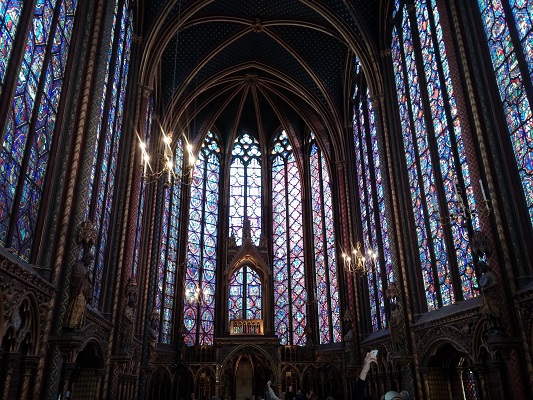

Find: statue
[477,261,505,334]
[343,326,355,364]
[304,324,314,348]
[386,282,403,352]
[148,309,160,347]
[388,302,402,352]
[342,312,355,363]
[65,252,94,330]
[120,278,137,354]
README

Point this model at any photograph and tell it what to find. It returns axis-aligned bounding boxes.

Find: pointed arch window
[352,58,394,331]
[0,0,79,261]
[309,132,341,344]
[229,133,262,245]
[85,0,133,308]
[271,130,307,345]
[391,0,478,311]
[228,264,262,322]
[183,131,221,346]
[156,137,184,344]
[477,0,533,228]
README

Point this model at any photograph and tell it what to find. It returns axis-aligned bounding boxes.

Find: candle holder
[138,131,195,186]
[432,180,491,226]
[342,242,378,275]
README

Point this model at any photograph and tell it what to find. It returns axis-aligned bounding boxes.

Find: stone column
[1,354,19,400]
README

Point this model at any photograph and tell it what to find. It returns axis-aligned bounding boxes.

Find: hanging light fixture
[342,242,378,275]
[137,0,195,186]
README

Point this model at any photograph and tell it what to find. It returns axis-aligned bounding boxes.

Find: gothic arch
[420,338,474,368]
[69,340,106,400]
[220,344,278,382]
[417,324,472,366]
[75,339,105,369]
[149,366,173,400]
[1,294,40,355]
[301,365,319,393]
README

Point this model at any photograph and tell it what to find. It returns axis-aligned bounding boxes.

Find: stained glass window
[228,265,262,322]
[271,130,307,345]
[391,1,478,311]
[85,1,133,308]
[462,369,480,400]
[352,59,393,331]
[183,131,221,346]
[156,138,184,344]
[477,0,533,227]
[229,133,262,245]
[0,0,24,96]
[0,0,79,260]
[309,132,341,344]
[132,97,154,278]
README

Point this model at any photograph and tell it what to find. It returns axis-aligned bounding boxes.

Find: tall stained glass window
[183,131,221,346]
[477,0,533,227]
[85,0,133,308]
[156,138,184,344]
[0,0,24,95]
[391,0,478,311]
[229,133,262,245]
[352,58,393,331]
[309,132,341,344]
[271,130,307,345]
[132,97,154,278]
[0,0,79,261]
[228,265,262,322]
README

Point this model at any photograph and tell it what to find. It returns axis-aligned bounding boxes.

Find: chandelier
[432,179,492,225]
[138,128,195,185]
[342,242,378,275]
[137,0,196,187]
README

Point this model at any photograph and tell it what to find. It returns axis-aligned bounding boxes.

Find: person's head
[382,391,405,400]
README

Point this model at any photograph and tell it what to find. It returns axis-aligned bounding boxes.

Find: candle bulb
[479,179,487,202]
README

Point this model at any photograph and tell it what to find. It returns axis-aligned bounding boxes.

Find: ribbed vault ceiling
[139,0,385,151]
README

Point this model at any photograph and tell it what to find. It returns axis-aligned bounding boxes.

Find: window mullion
[196,154,209,344]
[426,0,471,301]
[5,1,63,248]
[361,93,385,329]
[499,0,533,104]
[284,160,294,344]
[317,150,334,342]
[408,3,459,307]
[394,15,440,310]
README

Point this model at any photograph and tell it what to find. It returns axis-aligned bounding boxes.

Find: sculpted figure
[65,252,94,330]
[120,279,137,354]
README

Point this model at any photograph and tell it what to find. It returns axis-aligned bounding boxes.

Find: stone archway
[220,344,278,400]
[149,367,173,400]
[69,341,105,399]
[421,341,483,400]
